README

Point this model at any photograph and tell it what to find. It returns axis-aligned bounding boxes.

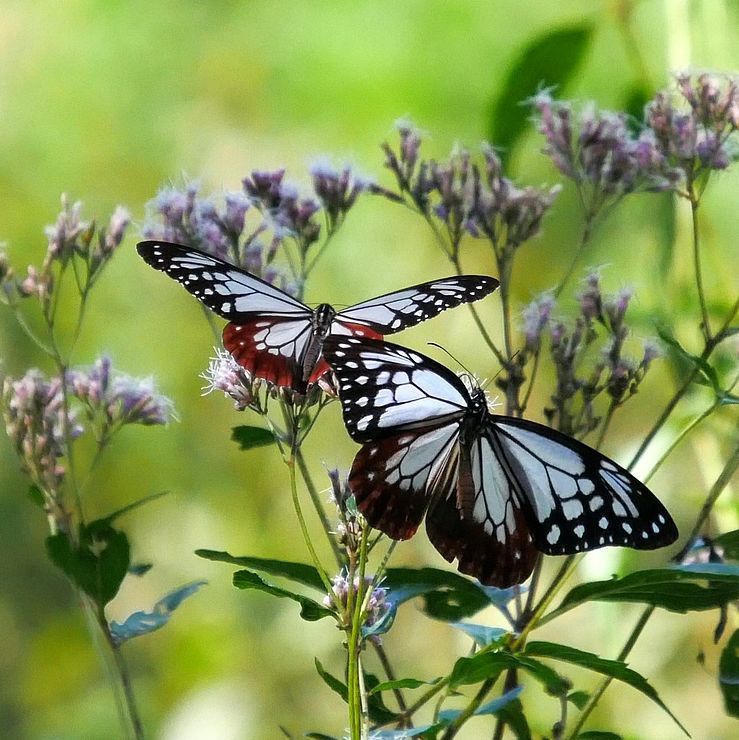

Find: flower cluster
[647,72,739,179]
[380,121,559,257]
[532,91,682,201]
[145,164,370,299]
[519,273,660,438]
[3,359,174,501]
[323,573,390,644]
[200,348,263,412]
[2,370,82,496]
[70,356,174,440]
[1,196,130,308]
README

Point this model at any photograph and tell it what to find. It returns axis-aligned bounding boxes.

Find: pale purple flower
[323,573,390,644]
[200,348,258,411]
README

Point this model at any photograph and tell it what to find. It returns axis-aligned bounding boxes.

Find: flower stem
[347,526,370,739]
[688,187,712,343]
[295,448,344,567]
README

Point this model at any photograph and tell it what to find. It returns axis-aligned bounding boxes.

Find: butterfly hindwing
[425,428,539,588]
[222,318,314,389]
[136,241,309,321]
[336,275,499,335]
[350,423,459,540]
[490,417,679,554]
[326,336,678,587]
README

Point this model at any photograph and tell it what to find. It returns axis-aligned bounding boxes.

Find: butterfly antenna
[427,342,476,377]
[479,350,519,391]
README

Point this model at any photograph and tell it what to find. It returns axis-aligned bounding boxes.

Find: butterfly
[323,336,678,588]
[136,240,499,394]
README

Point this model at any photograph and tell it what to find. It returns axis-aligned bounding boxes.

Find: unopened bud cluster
[380,122,559,256]
[519,273,661,438]
[327,468,363,549]
[323,572,389,644]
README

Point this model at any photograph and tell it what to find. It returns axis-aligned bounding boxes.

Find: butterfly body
[137,240,498,394]
[324,336,678,588]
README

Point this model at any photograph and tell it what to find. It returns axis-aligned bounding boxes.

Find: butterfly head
[312,303,337,337]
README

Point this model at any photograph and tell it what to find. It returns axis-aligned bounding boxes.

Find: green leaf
[383,566,490,620]
[128,562,153,576]
[546,564,739,620]
[719,629,739,717]
[231,425,275,450]
[515,655,570,697]
[656,327,721,394]
[109,580,206,645]
[449,651,517,688]
[568,690,590,709]
[524,641,688,735]
[714,530,739,560]
[369,677,441,695]
[232,569,333,621]
[577,733,623,740]
[489,25,592,161]
[313,660,398,725]
[46,520,130,608]
[195,550,324,590]
[450,622,509,647]
[27,484,45,509]
[314,657,347,700]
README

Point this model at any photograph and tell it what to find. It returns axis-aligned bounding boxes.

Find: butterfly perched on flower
[323,336,678,588]
[137,240,499,394]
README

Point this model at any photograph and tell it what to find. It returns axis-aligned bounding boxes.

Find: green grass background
[0,1,737,737]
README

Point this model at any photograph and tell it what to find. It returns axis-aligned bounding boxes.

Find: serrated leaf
[490,25,592,161]
[109,580,206,645]
[516,655,570,697]
[231,425,275,450]
[450,622,509,647]
[233,569,333,621]
[383,567,490,620]
[46,521,130,608]
[195,550,324,590]
[719,629,739,717]
[369,677,441,695]
[545,564,739,620]
[524,641,687,735]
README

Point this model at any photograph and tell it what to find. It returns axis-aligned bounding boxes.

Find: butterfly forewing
[136,241,309,321]
[490,417,679,554]
[324,336,469,442]
[336,275,499,335]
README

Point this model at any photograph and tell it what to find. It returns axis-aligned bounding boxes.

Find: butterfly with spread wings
[323,336,678,588]
[137,241,499,394]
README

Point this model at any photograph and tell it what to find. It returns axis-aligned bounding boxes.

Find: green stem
[553,209,596,299]
[295,448,344,567]
[689,188,712,343]
[286,442,333,594]
[441,674,502,739]
[347,526,370,739]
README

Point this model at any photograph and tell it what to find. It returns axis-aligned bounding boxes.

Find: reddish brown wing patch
[310,321,385,387]
[223,319,309,392]
[350,427,456,540]
[425,492,539,589]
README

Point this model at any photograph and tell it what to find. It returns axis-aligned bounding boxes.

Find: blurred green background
[1,1,737,738]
